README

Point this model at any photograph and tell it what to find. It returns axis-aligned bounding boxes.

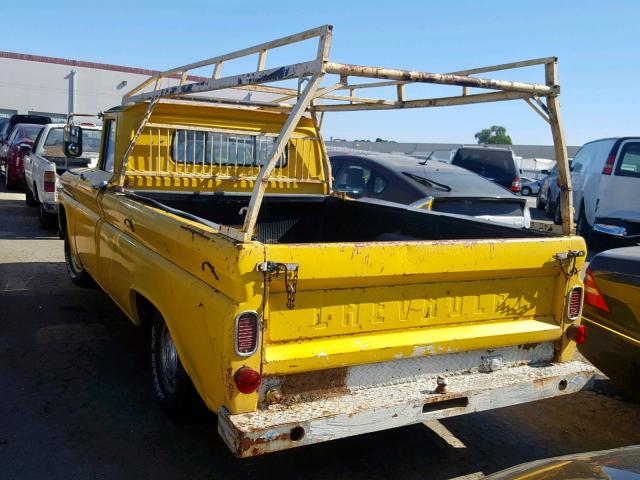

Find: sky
[1,0,638,146]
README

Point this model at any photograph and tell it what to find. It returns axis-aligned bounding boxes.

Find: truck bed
[135,191,550,244]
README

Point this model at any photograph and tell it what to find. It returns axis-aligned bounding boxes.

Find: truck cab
[23,122,101,228]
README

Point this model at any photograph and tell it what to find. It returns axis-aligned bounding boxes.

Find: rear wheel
[544,196,554,218]
[553,200,562,225]
[576,205,603,251]
[521,186,532,196]
[4,169,15,190]
[25,184,37,207]
[576,205,592,241]
[64,231,93,287]
[150,312,198,418]
[39,202,56,229]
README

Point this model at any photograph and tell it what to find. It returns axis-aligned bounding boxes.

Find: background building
[0,51,252,123]
[0,51,172,122]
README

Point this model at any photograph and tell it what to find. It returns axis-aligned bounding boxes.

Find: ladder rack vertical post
[241,74,324,239]
[545,59,573,235]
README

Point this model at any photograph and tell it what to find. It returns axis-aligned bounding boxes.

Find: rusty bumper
[218,361,595,457]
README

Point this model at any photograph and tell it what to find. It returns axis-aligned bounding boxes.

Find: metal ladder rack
[122,24,573,242]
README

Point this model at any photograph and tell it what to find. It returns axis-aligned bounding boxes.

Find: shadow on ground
[2,263,640,480]
[1,187,639,480]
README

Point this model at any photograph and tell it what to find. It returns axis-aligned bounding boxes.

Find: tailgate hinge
[256,262,299,310]
[553,249,585,278]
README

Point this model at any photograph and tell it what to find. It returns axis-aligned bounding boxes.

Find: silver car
[520,177,541,196]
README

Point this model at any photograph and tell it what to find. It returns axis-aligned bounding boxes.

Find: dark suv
[451,146,520,193]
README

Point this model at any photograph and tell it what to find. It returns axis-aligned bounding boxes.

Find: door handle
[124,218,135,232]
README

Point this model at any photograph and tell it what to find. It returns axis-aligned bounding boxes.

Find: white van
[572,137,640,246]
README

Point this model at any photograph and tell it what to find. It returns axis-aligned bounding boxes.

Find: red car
[0,123,45,189]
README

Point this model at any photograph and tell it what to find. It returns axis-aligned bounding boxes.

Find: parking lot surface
[1,185,639,480]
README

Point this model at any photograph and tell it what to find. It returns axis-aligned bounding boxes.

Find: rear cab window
[21,126,44,142]
[43,128,64,157]
[616,142,640,178]
[171,130,287,167]
[452,148,516,182]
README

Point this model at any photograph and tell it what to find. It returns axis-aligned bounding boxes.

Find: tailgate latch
[553,250,585,278]
[256,262,299,310]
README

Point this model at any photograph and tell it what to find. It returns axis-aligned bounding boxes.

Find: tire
[577,206,604,251]
[150,312,198,418]
[521,187,531,196]
[25,184,37,207]
[5,169,15,190]
[553,199,562,225]
[545,196,554,218]
[576,205,592,242]
[39,202,57,229]
[64,231,94,287]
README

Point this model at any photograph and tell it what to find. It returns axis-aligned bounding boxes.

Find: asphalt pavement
[1,185,639,480]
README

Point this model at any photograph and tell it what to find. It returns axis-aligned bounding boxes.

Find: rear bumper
[593,218,640,245]
[41,201,58,214]
[218,360,595,457]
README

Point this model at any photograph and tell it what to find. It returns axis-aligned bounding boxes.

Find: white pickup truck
[23,123,101,228]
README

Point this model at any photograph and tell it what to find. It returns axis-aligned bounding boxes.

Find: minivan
[571,137,640,246]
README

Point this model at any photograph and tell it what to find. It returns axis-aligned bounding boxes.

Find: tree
[474,125,512,145]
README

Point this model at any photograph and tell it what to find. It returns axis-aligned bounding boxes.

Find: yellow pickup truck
[58,26,593,457]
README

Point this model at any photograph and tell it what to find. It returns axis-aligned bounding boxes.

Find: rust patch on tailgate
[265,367,350,405]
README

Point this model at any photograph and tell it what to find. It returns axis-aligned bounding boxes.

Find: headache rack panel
[120,24,573,241]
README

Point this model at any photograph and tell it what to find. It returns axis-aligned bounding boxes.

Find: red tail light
[235,311,259,356]
[567,286,584,320]
[44,171,56,192]
[602,154,616,175]
[566,324,587,345]
[234,367,261,394]
[584,267,609,312]
[510,177,520,193]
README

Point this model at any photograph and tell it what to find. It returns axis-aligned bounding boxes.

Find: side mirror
[541,169,549,175]
[19,144,31,154]
[64,125,83,157]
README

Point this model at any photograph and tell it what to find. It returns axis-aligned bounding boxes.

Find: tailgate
[261,236,585,375]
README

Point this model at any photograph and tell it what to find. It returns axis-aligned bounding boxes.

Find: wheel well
[133,292,158,335]
[58,204,67,239]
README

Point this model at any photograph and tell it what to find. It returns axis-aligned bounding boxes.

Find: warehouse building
[0,51,170,122]
[0,51,253,122]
